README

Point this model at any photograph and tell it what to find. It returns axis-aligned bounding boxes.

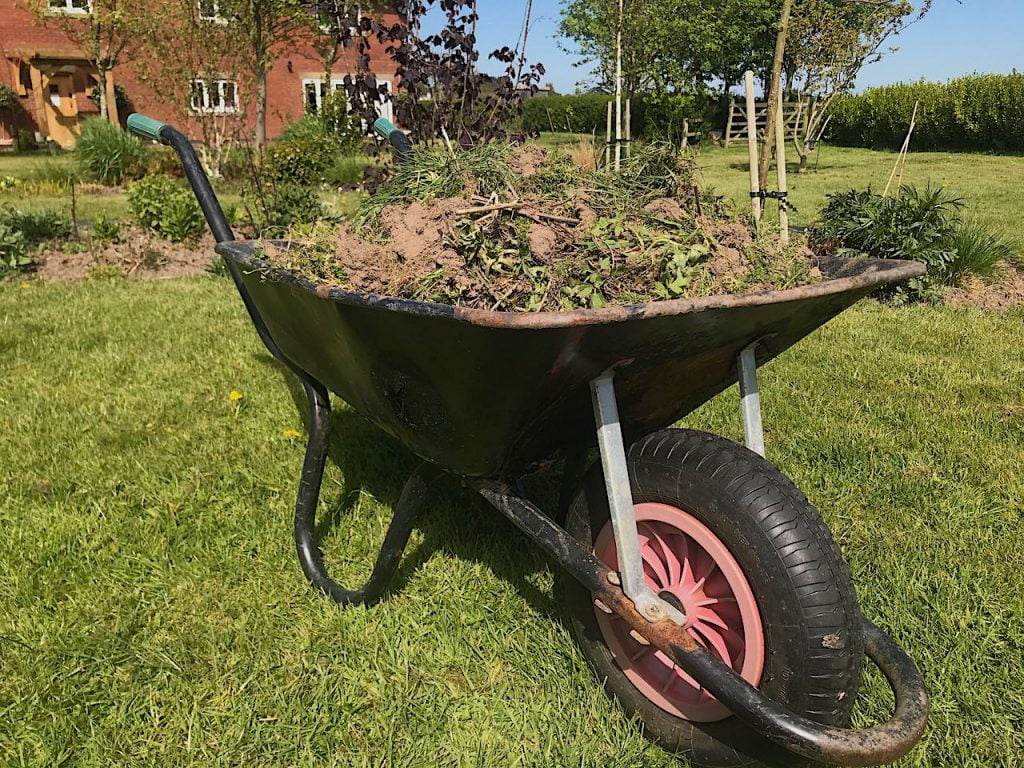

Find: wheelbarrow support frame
[126,114,929,768]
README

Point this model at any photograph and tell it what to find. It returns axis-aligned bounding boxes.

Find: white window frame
[190,78,239,114]
[48,0,91,14]
[301,76,393,124]
[198,0,228,23]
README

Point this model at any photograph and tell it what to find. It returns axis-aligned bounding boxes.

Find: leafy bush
[159,194,205,242]
[127,175,204,241]
[15,129,37,152]
[814,185,1012,301]
[247,183,326,237]
[0,205,72,246]
[92,214,121,243]
[0,222,29,276]
[75,118,146,186]
[0,84,17,112]
[146,146,185,178]
[829,74,1024,152]
[264,135,341,186]
[324,155,369,187]
[316,90,364,151]
[128,175,178,230]
[521,91,721,139]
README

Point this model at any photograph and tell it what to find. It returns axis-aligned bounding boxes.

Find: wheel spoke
[692,623,733,669]
[638,536,670,587]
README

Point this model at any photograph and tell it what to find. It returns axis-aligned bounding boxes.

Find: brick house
[0,0,400,148]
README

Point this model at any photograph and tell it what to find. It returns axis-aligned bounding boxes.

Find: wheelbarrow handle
[126,113,234,244]
[373,117,414,164]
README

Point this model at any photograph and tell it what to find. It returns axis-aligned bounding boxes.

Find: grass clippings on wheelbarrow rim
[260,143,823,312]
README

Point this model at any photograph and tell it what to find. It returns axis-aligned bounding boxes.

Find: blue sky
[468,0,1023,93]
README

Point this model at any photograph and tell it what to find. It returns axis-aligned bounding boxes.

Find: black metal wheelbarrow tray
[128,114,930,767]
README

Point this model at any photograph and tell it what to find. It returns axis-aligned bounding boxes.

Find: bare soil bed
[35,228,216,281]
[946,263,1024,311]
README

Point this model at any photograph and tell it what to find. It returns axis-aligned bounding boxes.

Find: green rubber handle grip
[372,117,398,140]
[127,113,168,142]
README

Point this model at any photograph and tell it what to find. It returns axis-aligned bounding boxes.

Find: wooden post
[774,96,790,244]
[625,97,632,159]
[614,0,624,171]
[744,72,761,222]
[681,118,690,150]
[605,100,613,168]
[724,100,735,148]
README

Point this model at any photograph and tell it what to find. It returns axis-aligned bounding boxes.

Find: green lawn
[1,278,1021,766]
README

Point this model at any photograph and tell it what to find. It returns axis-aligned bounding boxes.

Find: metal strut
[590,371,686,625]
[738,342,766,457]
[293,379,439,606]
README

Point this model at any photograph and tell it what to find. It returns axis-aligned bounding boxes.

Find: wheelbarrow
[127,114,930,767]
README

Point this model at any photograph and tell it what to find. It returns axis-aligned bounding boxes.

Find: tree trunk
[758,0,793,189]
[97,66,109,121]
[798,150,809,173]
[255,63,267,147]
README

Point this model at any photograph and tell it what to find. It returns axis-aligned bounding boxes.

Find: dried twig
[454,201,579,225]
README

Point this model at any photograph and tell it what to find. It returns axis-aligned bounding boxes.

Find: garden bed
[34,227,216,281]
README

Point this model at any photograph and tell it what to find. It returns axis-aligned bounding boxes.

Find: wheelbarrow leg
[293,379,440,606]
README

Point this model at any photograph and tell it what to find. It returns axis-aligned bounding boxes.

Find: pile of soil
[263,144,822,312]
[35,227,216,281]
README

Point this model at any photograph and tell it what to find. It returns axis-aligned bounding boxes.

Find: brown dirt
[643,198,687,222]
[508,145,548,177]
[34,227,216,281]
[946,263,1024,311]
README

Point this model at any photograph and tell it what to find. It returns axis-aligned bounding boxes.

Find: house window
[198,0,227,23]
[48,0,91,13]
[301,76,393,123]
[190,79,238,114]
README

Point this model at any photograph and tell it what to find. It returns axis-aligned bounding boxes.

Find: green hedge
[522,92,723,141]
[828,74,1024,153]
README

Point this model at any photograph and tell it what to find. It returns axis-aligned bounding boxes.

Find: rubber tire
[562,429,863,767]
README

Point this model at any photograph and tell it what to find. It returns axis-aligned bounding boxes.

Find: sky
[467,0,1023,94]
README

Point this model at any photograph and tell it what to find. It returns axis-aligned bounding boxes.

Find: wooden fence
[724,98,807,147]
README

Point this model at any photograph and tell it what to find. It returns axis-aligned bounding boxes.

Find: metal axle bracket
[590,371,686,626]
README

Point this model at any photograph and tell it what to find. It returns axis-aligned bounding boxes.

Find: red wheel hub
[594,503,765,722]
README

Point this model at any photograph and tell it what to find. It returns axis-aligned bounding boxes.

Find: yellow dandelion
[229,390,244,401]
[283,429,302,439]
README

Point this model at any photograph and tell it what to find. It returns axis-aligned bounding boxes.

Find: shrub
[0,205,72,246]
[159,194,204,242]
[316,90,364,151]
[146,146,185,178]
[324,155,369,187]
[943,220,1011,284]
[128,175,179,230]
[264,135,341,186]
[249,183,326,237]
[75,118,146,186]
[828,74,1024,152]
[814,184,1012,301]
[0,84,17,112]
[0,222,30,276]
[15,129,37,152]
[128,175,204,241]
[92,214,121,243]
[521,91,722,140]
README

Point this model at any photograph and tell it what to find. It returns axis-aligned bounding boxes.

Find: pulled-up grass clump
[263,143,821,312]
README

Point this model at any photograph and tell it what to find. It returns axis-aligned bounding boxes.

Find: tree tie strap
[750,190,798,213]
